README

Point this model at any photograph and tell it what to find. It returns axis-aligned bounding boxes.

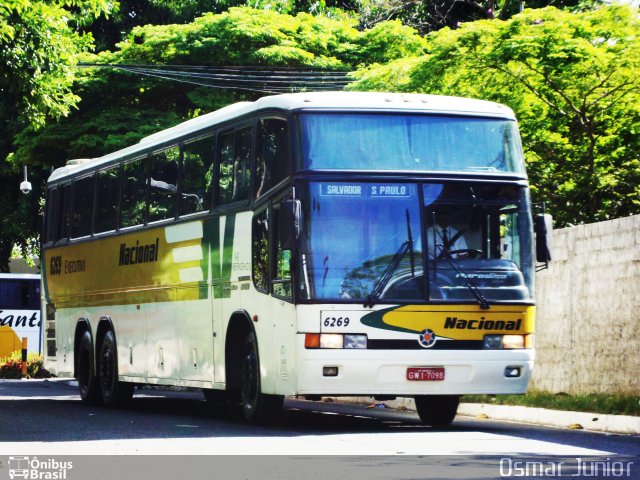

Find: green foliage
[103,7,413,68]
[357,20,427,64]
[0,0,114,272]
[8,2,637,275]
[356,0,491,35]
[351,6,640,227]
[3,6,428,270]
[0,0,114,128]
[11,6,427,169]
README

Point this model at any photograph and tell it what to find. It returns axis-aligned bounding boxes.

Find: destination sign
[320,183,414,197]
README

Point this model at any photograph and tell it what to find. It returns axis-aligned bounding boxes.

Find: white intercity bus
[42,92,551,425]
[0,273,41,358]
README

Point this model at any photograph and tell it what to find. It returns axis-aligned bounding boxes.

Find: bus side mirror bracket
[534,213,553,269]
[278,199,301,251]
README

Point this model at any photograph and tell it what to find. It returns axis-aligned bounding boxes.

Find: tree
[354,0,603,35]
[0,0,114,128]
[357,0,493,34]
[7,7,427,268]
[351,6,640,227]
[86,0,239,51]
[0,0,115,272]
[12,5,427,167]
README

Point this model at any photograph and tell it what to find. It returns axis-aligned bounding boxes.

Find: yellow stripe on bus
[382,305,535,340]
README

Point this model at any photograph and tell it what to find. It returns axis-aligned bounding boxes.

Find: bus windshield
[297,182,534,304]
[0,277,40,309]
[298,113,525,174]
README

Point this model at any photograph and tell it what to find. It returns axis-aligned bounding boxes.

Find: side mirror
[277,199,301,250]
[534,214,553,263]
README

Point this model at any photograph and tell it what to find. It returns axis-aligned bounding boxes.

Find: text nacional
[444,316,522,331]
[118,238,160,266]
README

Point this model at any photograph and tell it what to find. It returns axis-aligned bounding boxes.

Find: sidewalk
[457,403,640,435]
[338,397,640,435]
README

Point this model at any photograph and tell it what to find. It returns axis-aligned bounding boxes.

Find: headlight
[305,333,368,349]
[344,334,367,349]
[320,334,343,349]
[483,334,503,349]
[483,334,527,349]
[502,334,525,349]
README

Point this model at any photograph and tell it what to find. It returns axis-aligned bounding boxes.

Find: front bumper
[295,335,534,396]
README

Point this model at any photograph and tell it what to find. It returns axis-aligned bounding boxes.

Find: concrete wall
[9,257,40,274]
[531,215,640,395]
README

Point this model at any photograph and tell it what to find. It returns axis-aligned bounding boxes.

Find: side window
[499,206,521,266]
[44,188,58,244]
[217,132,234,206]
[273,197,293,300]
[181,136,214,216]
[55,184,72,242]
[0,279,40,310]
[252,209,269,292]
[70,174,95,238]
[121,157,148,228]
[95,166,120,233]
[255,119,290,199]
[149,147,179,223]
[233,127,252,201]
[217,126,253,206]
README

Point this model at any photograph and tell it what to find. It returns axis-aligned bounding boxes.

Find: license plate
[406,367,445,381]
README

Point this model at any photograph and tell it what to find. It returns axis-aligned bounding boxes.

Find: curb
[457,403,640,435]
[0,378,71,384]
[333,397,640,435]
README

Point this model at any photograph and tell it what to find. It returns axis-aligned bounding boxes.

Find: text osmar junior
[500,458,634,477]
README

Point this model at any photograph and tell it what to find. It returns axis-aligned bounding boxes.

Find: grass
[0,351,55,379]
[463,392,640,416]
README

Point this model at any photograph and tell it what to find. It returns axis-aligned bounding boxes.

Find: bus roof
[47,92,516,184]
[0,273,40,280]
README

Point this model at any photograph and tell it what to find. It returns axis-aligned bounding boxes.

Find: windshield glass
[298,182,423,301]
[297,182,534,303]
[299,114,524,175]
[424,183,534,303]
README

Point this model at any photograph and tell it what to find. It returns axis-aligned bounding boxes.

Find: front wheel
[414,395,460,427]
[98,330,134,408]
[240,332,283,424]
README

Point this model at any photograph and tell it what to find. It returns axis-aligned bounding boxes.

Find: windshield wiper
[438,250,491,310]
[406,209,415,278]
[364,209,415,308]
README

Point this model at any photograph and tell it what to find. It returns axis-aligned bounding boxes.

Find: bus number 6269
[323,317,350,327]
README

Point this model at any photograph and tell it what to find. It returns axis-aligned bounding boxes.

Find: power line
[82,63,350,76]
[78,63,352,94]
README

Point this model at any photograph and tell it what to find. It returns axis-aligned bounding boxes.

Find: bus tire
[240,331,283,424]
[77,331,101,405]
[98,330,134,408]
[203,388,234,412]
[414,395,460,427]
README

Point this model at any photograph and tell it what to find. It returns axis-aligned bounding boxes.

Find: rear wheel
[98,330,134,407]
[77,331,101,405]
[240,331,283,424]
[414,395,460,427]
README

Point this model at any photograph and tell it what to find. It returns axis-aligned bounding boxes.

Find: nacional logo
[418,329,437,348]
[118,238,160,267]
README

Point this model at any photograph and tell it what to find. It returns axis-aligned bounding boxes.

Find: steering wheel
[448,249,483,259]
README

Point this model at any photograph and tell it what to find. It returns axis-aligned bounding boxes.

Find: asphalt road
[1,379,638,458]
